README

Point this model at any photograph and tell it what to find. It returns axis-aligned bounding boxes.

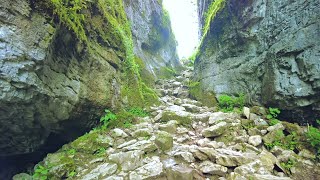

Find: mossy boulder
[70,131,114,154]
[161,111,193,126]
[155,131,173,151]
[263,130,285,145]
[202,122,229,138]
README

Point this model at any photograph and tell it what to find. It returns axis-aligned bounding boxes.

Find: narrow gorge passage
[12,67,320,179]
[1,0,319,179]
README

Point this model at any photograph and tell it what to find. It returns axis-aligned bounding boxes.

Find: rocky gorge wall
[124,0,181,77]
[195,0,320,124]
[0,0,179,164]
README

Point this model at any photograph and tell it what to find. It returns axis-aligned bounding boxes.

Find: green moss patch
[188,81,217,107]
[161,111,193,126]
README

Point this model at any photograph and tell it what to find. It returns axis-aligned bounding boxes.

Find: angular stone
[155,131,173,151]
[132,128,152,138]
[166,165,194,180]
[82,163,117,180]
[174,152,195,163]
[267,123,285,132]
[123,140,155,152]
[215,149,257,167]
[177,127,189,134]
[117,140,137,149]
[182,104,200,113]
[201,122,228,137]
[193,112,212,122]
[259,150,277,172]
[108,150,144,171]
[161,110,192,125]
[254,118,268,126]
[112,128,128,138]
[129,156,163,180]
[252,174,292,180]
[234,160,270,176]
[159,120,178,134]
[249,113,260,122]
[262,130,285,145]
[208,112,230,125]
[298,149,316,159]
[248,135,262,147]
[243,107,250,119]
[199,161,228,176]
[198,147,218,161]
[193,150,208,161]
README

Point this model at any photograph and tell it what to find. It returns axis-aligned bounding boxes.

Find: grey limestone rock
[195,0,320,124]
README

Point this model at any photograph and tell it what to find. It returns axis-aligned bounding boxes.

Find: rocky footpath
[195,0,320,124]
[14,68,320,180]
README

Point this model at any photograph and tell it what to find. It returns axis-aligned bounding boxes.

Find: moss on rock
[188,81,217,107]
[161,111,193,126]
[155,131,173,151]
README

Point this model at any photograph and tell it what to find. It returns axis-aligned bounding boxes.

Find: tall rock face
[0,0,125,157]
[195,0,320,124]
[197,0,214,36]
[0,0,178,160]
[124,0,181,76]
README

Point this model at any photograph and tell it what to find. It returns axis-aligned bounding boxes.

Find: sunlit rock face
[124,0,181,76]
[195,0,320,124]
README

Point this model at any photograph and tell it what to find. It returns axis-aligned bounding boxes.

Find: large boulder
[195,0,320,124]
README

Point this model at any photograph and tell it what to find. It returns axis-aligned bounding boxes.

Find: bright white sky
[163,0,199,59]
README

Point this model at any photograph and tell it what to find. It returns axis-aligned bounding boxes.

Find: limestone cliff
[0,0,179,160]
[124,0,181,77]
[195,0,320,124]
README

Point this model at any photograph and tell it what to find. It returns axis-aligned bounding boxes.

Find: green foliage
[202,0,226,42]
[123,121,133,128]
[306,126,320,158]
[98,107,149,130]
[316,119,320,126]
[100,109,117,129]
[242,121,255,131]
[33,165,49,180]
[264,130,299,151]
[264,130,285,150]
[68,170,76,178]
[94,147,106,156]
[67,148,76,155]
[267,107,281,125]
[218,94,245,112]
[280,158,296,171]
[283,132,299,150]
[51,0,88,42]
[128,107,148,117]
